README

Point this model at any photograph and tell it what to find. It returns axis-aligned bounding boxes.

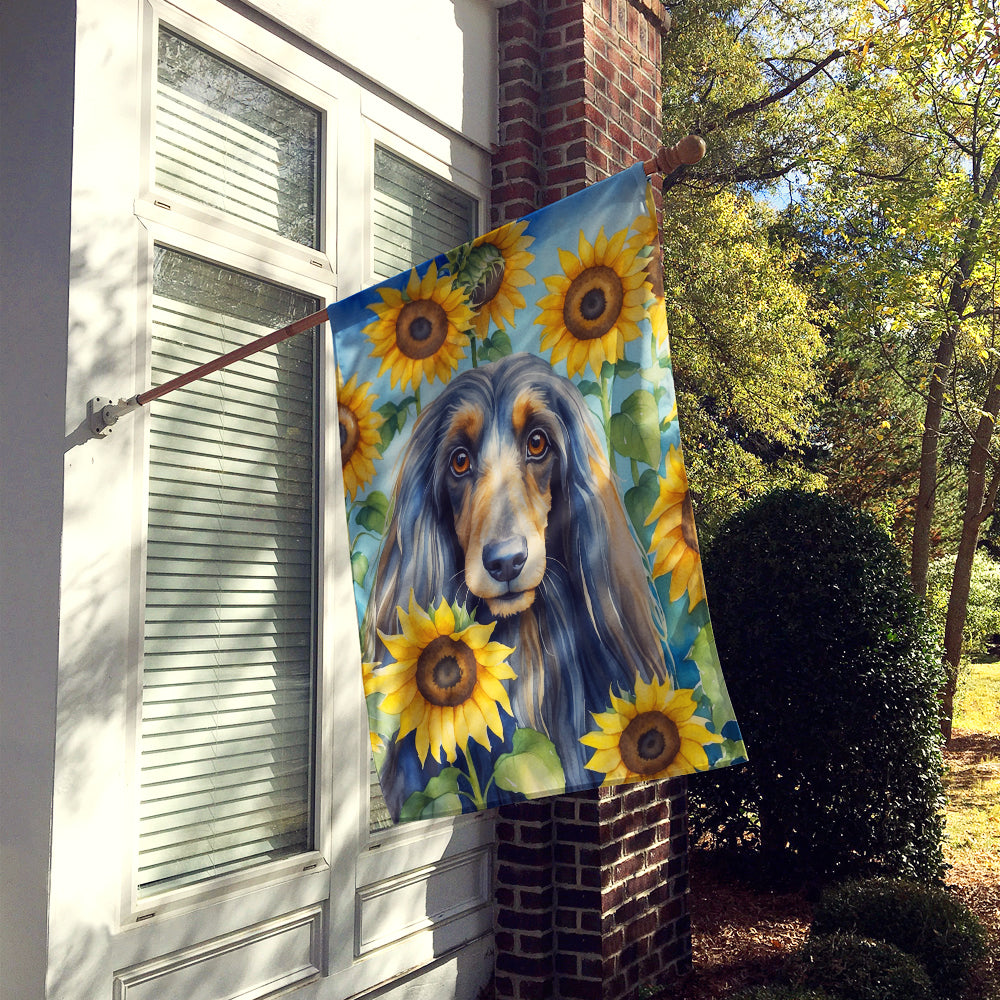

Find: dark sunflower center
[416,634,479,707]
[409,316,433,341]
[681,491,700,553]
[580,287,607,320]
[619,711,681,776]
[636,728,665,760]
[395,299,449,359]
[563,264,625,340]
[338,403,360,464]
[433,656,462,689]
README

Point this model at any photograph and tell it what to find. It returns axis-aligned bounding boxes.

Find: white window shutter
[155,28,320,248]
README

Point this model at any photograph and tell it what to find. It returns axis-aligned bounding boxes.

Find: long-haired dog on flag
[365,352,669,807]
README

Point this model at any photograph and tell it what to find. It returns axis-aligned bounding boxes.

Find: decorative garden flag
[329,163,746,822]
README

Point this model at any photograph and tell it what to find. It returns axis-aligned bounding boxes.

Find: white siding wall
[0,1,76,995]
[242,0,499,152]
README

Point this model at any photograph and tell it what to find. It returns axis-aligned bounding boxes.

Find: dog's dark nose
[483,536,528,583]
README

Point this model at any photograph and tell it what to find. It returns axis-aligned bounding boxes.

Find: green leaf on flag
[377,399,412,449]
[481,329,513,362]
[492,728,565,798]
[610,389,660,468]
[355,490,389,534]
[399,768,464,821]
[351,550,369,587]
[624,468,660,536]
[688,623,742,744]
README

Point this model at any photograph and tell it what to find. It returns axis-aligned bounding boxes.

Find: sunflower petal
[579,729,621,750]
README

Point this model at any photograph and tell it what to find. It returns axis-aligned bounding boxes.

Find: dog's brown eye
[526,429,549,460]
[450,448,472,476]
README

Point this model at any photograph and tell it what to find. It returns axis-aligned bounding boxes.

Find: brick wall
[494,782,691,1000]
[490,8,689,997]
[491,0,668,228]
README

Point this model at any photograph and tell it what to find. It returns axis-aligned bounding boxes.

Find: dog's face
[440,384,561,618]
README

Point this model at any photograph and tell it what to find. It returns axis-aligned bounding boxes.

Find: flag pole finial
[643,135,706,176]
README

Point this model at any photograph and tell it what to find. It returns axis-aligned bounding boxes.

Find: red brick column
[491,3,691,998]
[492,0,668,227]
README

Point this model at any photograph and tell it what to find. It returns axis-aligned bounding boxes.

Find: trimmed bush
[731,987,837,1000]
[691,489,946,883]
[811,878,988,999]
[791,933,934,1000]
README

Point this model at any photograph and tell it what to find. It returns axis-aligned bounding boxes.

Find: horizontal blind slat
[139,243,317,896]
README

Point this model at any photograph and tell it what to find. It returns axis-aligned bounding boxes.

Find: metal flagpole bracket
[88,395,141,438]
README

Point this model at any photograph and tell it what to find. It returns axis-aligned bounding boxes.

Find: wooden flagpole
[88,137,704,437]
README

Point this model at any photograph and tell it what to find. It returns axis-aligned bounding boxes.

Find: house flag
[329,164,746,822]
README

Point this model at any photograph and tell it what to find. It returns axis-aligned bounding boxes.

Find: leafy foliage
[927,550,1000,658]
[663,187,826,538]
[811,878,988,999]
[691,489,947,882]
[731,987,836,1000]
[659,0,1000,739]
[790,933,934,1000]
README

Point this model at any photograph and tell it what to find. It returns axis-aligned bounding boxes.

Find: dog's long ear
[548,378,670,687]
[363,403,463,657]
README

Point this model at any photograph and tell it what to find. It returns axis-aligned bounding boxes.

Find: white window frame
[107,0,497,992]
[122,0,341,933]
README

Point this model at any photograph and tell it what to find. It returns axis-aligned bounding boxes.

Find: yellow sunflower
[649,293,670,354]
[626,186,670,352]
[626,183,658,253]
[337,370,384,501]
[369,595,517,766]
[535,225,652,377]
[580,675,722,784]
[645,445,706,608]
[467,220,535,339]
[364,261,475,391]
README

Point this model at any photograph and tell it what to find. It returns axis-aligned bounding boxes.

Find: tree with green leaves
[662,0,1000,738]
[658,1,843,535]
[804,0,1000,736]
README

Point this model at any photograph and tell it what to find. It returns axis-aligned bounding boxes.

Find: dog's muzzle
[483,535,528,583]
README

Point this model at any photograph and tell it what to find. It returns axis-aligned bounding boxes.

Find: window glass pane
[139,246,318,895]
[156,28,320,248]
[368,150,476,830]
[372,146,477,280]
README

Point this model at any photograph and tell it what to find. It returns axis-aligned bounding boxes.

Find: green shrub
[790,933,934,1000]
[811,878,988,999]
[731,987,838,1000]
[691,489,946,883]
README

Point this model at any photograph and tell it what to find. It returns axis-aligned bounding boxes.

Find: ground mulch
[670,850,814,999]
[667,734,1000,1000]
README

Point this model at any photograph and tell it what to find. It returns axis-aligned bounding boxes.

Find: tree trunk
[910,330,955,597]
[910,160,1000,597]
[941,378,1000,741]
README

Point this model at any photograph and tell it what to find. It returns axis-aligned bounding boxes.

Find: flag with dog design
[329,163,746,822]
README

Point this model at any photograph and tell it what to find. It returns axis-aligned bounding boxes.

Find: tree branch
[703,49,847,133]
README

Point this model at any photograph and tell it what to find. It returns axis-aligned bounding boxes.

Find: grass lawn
[946,659,1000,871]
[942,659,1000,1000]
